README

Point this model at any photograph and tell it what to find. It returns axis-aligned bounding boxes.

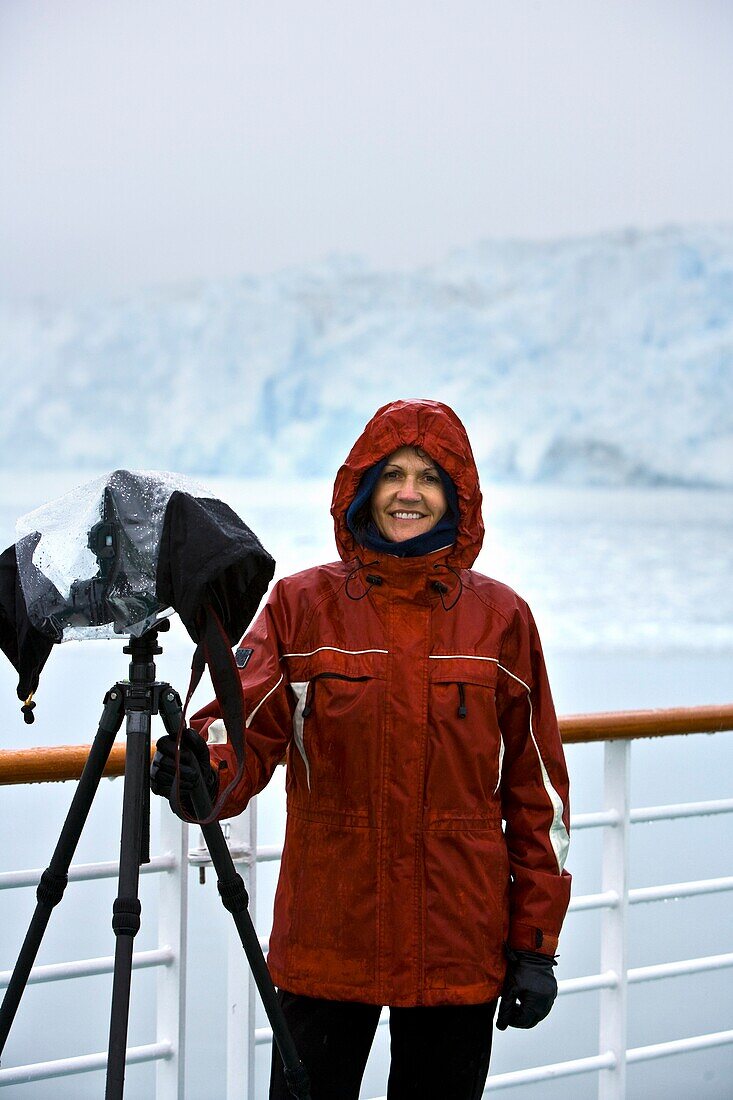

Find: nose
[397,477,421,502]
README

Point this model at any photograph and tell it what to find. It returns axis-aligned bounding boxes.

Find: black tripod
[0,624,311,1100]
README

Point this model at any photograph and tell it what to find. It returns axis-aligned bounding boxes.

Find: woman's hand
[150,727,219,812]
[496,948,558,1030]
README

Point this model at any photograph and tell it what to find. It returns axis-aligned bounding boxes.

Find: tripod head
[123,619,167,672]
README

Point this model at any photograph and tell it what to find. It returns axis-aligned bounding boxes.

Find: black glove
[496,948,558,1031]
[150,727,219,813]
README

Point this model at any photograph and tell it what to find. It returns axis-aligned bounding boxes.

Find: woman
[153,399,571,1099]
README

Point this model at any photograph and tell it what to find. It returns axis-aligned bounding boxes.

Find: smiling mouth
[390,511,427,520]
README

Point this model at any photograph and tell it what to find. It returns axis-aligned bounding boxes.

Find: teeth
[393,512,424,519]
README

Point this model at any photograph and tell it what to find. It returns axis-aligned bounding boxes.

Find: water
[0,475,731,1098]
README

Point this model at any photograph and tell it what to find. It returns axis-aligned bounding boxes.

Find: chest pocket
[425,655,504,824]
[283,648,387,817]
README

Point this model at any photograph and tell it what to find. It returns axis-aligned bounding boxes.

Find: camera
[12,474,169,644]
[66,511,119,627]
[46,487,160,638]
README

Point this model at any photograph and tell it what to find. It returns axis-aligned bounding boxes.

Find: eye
[383,469,401,481]
[423,473,440,484]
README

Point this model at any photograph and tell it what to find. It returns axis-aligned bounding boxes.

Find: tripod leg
[192,795,311,1100]
[0,687,124,1055]
[105,709,151,1100]
[155,690,311,1100]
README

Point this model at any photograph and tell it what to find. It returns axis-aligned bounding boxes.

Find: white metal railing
[1,709,732,1097]
[0,805,188,1097]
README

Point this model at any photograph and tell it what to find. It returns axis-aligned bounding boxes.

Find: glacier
[1,224,732,487]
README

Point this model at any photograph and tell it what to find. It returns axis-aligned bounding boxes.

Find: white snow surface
[2,224,733,487]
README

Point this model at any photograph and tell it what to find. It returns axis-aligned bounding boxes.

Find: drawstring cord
[345,558,461,608]
[345,559,383,601]
[457,683,467,719]
[21,691,36,725]
[431,563,463,611]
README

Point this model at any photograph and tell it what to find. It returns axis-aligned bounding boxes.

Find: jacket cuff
[508,921,559,956]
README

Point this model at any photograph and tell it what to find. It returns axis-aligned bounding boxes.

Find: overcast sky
[1,0,732,299]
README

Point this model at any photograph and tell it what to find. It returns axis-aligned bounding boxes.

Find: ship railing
[0,702,732,1098]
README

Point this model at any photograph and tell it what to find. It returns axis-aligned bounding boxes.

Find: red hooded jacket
[192,399,571,1007]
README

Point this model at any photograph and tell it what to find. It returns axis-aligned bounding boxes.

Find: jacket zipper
[302,673,370,719]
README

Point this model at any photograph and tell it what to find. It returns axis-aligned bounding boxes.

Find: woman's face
[369,446,448,543]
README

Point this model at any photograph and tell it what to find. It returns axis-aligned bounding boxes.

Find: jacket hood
[331,399,484,569]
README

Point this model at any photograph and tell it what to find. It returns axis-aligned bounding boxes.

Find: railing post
[598,739,630,1099]
[226,800,258,1100]
[156,808,188,1100]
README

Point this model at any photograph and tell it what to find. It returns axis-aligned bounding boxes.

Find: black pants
[269,990,497,1100]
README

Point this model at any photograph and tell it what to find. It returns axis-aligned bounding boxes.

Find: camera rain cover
[0,469,275,705]
[15,470,186,643]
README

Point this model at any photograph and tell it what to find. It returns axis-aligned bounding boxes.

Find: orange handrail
[0,704,732,785]
[0,744,144,785]
[560,703,733,744]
